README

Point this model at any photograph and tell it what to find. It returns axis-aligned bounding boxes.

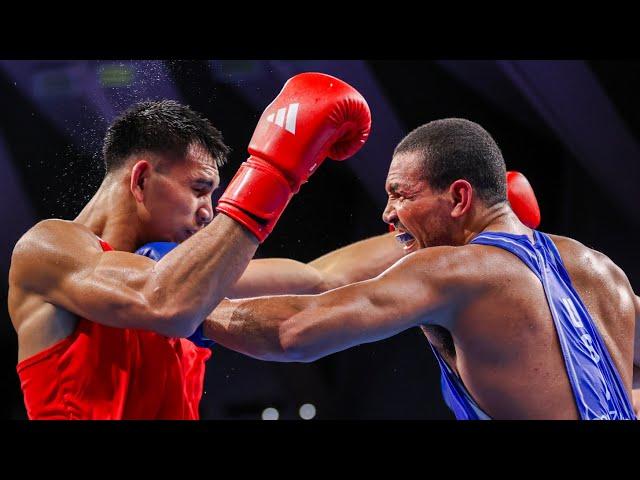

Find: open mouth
[394,231,417,251]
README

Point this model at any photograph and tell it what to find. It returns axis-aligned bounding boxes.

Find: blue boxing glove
[135,241,179,261]
[135,242,216,349]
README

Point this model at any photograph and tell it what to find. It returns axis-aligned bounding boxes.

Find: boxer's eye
[193,187,210,197]
[191,180,214,196]
[193,179,214,195]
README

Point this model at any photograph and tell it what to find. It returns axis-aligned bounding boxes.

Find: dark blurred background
[1,60,638,420]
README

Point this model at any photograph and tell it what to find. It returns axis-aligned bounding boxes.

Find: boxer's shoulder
[25,218,96,241]
[440,242,546,297]
[548,233,634,314]
[13,219,101,259]
[10,219,103,295]
[401,244,498,290]
[9,220,91,356]
[548,233,629,284]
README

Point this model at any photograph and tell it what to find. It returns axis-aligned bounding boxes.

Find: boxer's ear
[449,180,473,218]
[131,160,152,203]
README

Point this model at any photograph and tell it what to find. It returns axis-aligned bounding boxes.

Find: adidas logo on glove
[266,103,299,134]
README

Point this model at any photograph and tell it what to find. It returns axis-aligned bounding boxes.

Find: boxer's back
[548,233,635,384]
[426,231,636,419]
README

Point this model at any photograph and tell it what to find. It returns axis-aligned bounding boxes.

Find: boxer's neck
[74,171,142,252]
[463,202,533,245]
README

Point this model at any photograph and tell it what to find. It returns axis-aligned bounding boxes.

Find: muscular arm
[306,232,406,289]
[203,246,474,362]
[9,215,258,337]
[226,232,404,298]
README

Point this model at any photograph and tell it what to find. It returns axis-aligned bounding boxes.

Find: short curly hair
[394,118,507,206]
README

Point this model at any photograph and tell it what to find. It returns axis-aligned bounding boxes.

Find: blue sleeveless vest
[430,231,635,420]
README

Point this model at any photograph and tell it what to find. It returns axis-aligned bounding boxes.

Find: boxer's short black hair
[394,118,507,206]
[102,100,230,172]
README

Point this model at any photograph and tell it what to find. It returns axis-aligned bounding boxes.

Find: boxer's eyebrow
[193,179,215,190]
[192,161,220,189]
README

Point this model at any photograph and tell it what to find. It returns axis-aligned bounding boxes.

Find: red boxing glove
[507,171,541,229]
[217,72,371,242]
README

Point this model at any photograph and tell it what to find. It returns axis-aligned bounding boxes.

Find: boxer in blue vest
[201,119,638,419]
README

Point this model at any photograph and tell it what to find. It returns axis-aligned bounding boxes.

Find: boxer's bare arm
[9,215,258,337]
[226,233,404,298]
[307,232,406,289]
[203,246,478,362]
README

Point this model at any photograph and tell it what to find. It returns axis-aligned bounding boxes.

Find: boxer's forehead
[185,142,219,169]
[185,164,220,190]
[173,143,220,188]
[184,157,219,185]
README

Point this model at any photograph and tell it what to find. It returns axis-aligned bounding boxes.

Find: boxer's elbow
[164,317,202,339]
[144,304,201,338]
[160,303,209,338]
[279,332,314,362]
[142,287,206,338]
